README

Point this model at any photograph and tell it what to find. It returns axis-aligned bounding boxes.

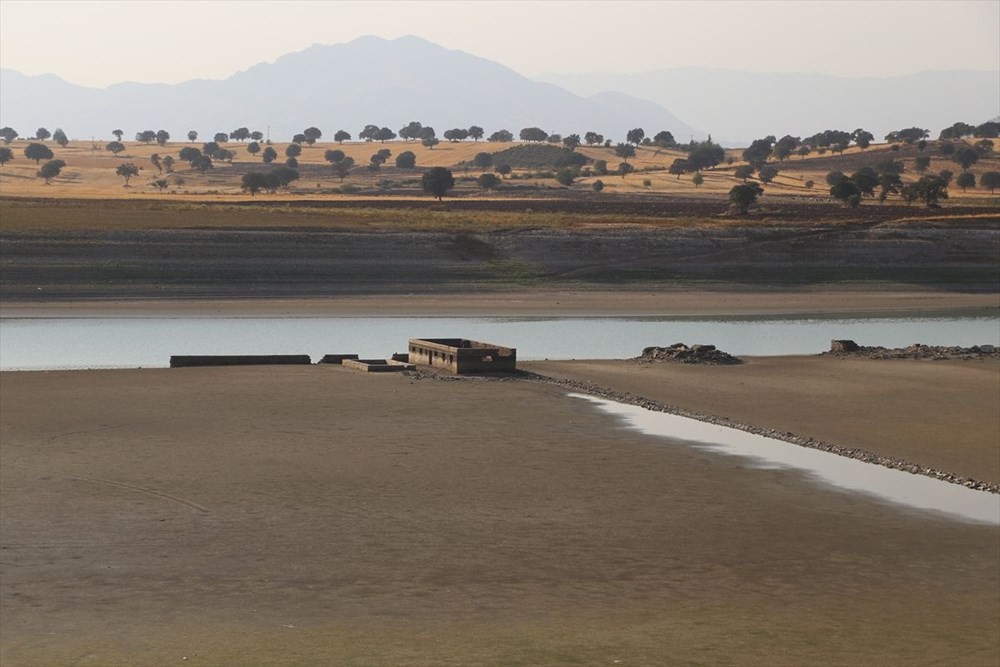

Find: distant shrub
[592,179,605,192]
[490,144,588,169]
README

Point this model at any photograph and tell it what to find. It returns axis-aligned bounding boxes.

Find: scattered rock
[636,343,742,365]
[823,341,1000,360]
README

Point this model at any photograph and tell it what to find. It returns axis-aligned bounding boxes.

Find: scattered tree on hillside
[830,178,862,206]
[152,178,169,193]
[192,155,213,173]
[547,134,562,145]
[241,171,269,196]
[758,165,779,184]
[939,141,956,155]
[115,162,139,186]
[292,133,307,144]
[0,127,17,144]
[877,172,903,203]
[584,131,604,146]
[468,126,484,142]
[395,151,416,168]
[939,122,974,140]
[614,142,636,163]
[332,156,354,182]
[956,172,976,191]
[742,135,775,167]
[150,153,162,173]
[111,129,123,141]
[563,134,581,150]
[52,128,69,147]
[106,141,125,155]
[230,127,251,142]
[626,128,645,146]
[826,171,846,187]
[979,171,1000,193]
[592,179,605,192]
[850,167,879,198]
[684,137,726,171]
[477,172,500,190]
[369,148,391,169]
[421,166,455,200]
[938,169,954,185]
[422,136,440,149]
[489,129,513,142]
[852,129,874,150]
[556,168,574,186]
[910,175,949,207]
[914,155,931,173]
[37,159,65,184]
[247,141,261,157]
[652,130,676,149]
[334,129,351,143]
[162,155,174,172]
[133,130,153,144]
[285,143,302,159]
[692,172,704,187]
[802,129,850,149]
[952,146,979,171]
[729,182,763,214]
[285,157,299,168]
[669,158,689,179]
[376,127,396,142]
[201,141,220,157]
[519,127,548,142]
[473,152,493,169]
[36,128,51,142]
[214,148,235,163]
[916,139,927,151]
[592,159,608,175]
[444,128,469,142]
[974,121,1000,138]
[796,145,811,158]
[618,162,634,178]
[877,159,904,175]
[734,165,754,181]
[399,121,424,141]
[250,130,263,142]
[0,146,13,166]
[884,127,928,144]
[772,135,800,161]
[974,139,994,155]
[303,127,322,145]
[179,146,201,164]
[495,164,512,178]
[187,130,198,143]
[213,132,228,143]
[24,142,53,163]
[324,149,345,164]
[156,130,170,146]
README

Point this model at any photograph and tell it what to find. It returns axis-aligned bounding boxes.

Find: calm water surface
[573,394,1000,525]
[1,313,997,370]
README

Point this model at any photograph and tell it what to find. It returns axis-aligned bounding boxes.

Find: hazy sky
[1,0,998,87]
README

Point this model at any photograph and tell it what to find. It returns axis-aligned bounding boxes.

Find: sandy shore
[2,363,998,665]
[2,288,998,318]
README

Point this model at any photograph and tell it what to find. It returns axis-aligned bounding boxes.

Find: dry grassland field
[1,132,1000,666]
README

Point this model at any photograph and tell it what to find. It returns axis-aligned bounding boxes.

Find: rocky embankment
[636,343,742,365]
[403,367,1000,494]
[824,339,999,360]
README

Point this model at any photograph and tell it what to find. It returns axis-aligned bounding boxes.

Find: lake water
[573,394,1000,525]
[1,313,997,370]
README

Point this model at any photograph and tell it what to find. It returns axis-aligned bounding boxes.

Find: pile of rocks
[636,343,742,365]
[824,340,998,360]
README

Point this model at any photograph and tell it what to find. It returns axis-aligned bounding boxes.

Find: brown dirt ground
[1,364,998,666]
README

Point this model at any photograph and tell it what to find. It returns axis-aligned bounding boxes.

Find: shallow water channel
[573,394,1000,525]
[1,313,997,370]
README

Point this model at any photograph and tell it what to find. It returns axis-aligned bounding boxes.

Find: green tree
[396,151,416,168]
[955,171,976,191]
[979,171,1000,193]
[938,169,954,185]
[240,172,268,196]
[473,152,493,169]
[734,165,754,181]
[179,146,201,164]
[230,127,251,142]
[939,142,956,156]
[24,142,53,163]
[192,155,213,173]
[250,131,263,142]
[332,156,354,182]
[884,127,928,144]
[614,142,636,163]
[555,168,574,186]
[324,149,345,164]
[852,129,874,149]
[825,170,845,187]
[150,153,162,173]
[262,146,277,164]
[444,128,469,142]
[111,129,123,141]
[729,182,764,214]
[914,156,931,172]
[105,141,125,155]
[772,135,800,161]
[52,128,69,147]
[152,178,169,193]
[292,133,306,144]
[156,130,170,146]
[136,130,156,144]
[115,162,139,186]
[563,134,581,150]
[758,165,779,184]
[422,167,455,200]
[36,127,51,141]
[0,146,13,166]
[618,162,634,178]
[213,132,228,143]
[37,159,65,184]
[939,122,975,140]
[669,158,688,179]
[201,141,219,156]
[422,136,440,149]
[489,129,513,142]
[585,131,604,146]
[399,121,424,141]
[213,148,235,163]
[477,172,500,190]
[626,128,645,145]
[285,143,302,159]
[375,127,396,142]
[685,138,725,171]
[334,130,351,143]
[912,175,949,207]
[187,130,198,142]
[850,167,879,198]
[952,146,979,171]
[285,157,299,169]
[742,135,775,166]
[592,179,605,192]
[162,155,174,172]
[495,164,512,178]
[468,125,484,141]
[519,127,548,142]
[652,130,676,148]
[877,173,902,203]
[303,127,322,145]
[247,141,261,157]
[831,179,861,206]
[692,172,704,187]
[974,139,994,155]
[974,121,1000,138]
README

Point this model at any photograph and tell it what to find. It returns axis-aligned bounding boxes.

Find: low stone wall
[343,359,415,373]
[317,354,360,365]
[823,340,999,360]
[170,355,312,368]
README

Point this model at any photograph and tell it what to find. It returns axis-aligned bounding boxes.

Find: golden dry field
[2,137,998,204]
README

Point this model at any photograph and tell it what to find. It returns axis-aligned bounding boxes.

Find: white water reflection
[1,314,997,370]
[571,393,1000,525]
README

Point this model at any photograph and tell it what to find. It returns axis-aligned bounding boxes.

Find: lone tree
[395,151,416,169]
[734,165,754,181]
[614,142,636,163]
[106,141,126,155]
[421,167,455,200]
[692,172,704,187]
[152,179,169,193]
[519,127,548,142]
[24,142,53,163]
[618,162,634,178]
[187,130,198,143]
[911,175,949,208]
[332,156,354,182]
[473,152,493,169]
[495,164,512,178]
[52,128,69,147]
[230,127,250,142]
[285,143,302,159]
[556,168,574,186]
[477,173,500,190]
[952,146,979,171]
[584,131,604,146]
[729,182,764,214]
[489,129,513,142]
[563,134,581,150]
[852,129,874,149]
[36,127,51,142]
[112,129,124,141]
[324,149,345,164]
[956,171,976,191]
[115,162,139,186]
[0,146,13,166]
[980,171,1000,193]
[241,172,269,196]
[626,128,645,145]
[192,155,213,173]
[757,165,780,184]
[468,125,484,141]
[422,136,440,149]
[334,130,351,143]
[262,146,278,164]
[653,130,676,148]
[247,141,261,157]
[37,159,65,184]
[303,127,322,145]
[162,155,174,172]
[213,132,228,143]
[178,146,201,164]
[592,179,605,192]
[156,130,170,146]
[150,153,162,173]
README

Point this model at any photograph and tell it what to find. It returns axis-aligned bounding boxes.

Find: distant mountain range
[0,36,702,145]
[534,68,1000,144]
[1,36,996,147]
